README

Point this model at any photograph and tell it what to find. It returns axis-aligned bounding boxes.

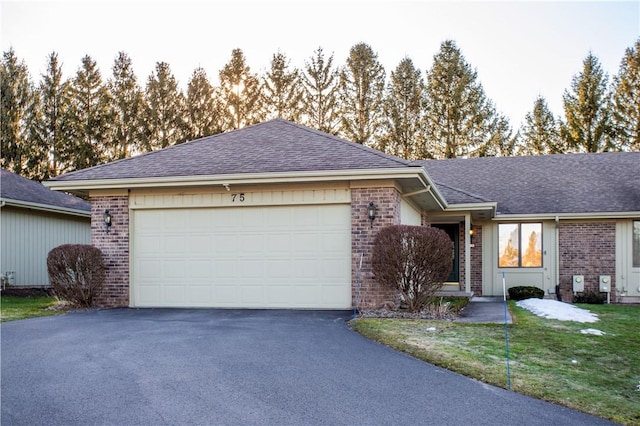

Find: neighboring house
[45,119,640,308]
[1,169,91,287]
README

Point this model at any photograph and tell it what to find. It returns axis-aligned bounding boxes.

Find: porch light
[104,210,112,233]
[367,202,377,228]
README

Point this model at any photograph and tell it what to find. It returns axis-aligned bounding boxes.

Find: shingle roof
[414,152,640,214]
[52,119,414,181]
[1,169,90,213]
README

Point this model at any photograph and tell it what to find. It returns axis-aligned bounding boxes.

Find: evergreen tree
[422,40,494,158]
[339,42,386,145]
[218,48,262,130]
[560,53,614,152]
[65,55,112,170]
[301,47,340,135]
[144,61,188,150]
[0,48,38,176]
[261,51,303,122]
[519,96,563,155]
[612,38,640,151]
[481,111,517,157]
[32,52,71,178]
[378,57,426,159]
[186,67,221,139]
[108,51,146,160]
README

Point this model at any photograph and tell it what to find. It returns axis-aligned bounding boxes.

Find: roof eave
[0,198,91,218]
[44,167,446,206]
[493,211,640,221]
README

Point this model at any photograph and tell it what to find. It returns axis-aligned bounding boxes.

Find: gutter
[44,167,430,191]
[44,166,449,212]
[492,211,640,221]
[0,198,91,218]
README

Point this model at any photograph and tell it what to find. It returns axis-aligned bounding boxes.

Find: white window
[498,223,542,268]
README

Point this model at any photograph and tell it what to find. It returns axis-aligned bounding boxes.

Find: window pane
[634,221,640,268]
[521,223,542,267]
[498,224,519,267]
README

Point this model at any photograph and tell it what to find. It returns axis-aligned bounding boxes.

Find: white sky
[1,0,638,128]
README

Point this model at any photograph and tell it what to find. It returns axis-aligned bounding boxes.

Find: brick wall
[91,196,129,307]
[558,222,616,301]
[470,225,483,295]
[351,187,401,309]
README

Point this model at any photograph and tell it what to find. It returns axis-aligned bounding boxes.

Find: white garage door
[131,204,352,309]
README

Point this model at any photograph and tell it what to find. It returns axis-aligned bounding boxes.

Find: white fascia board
[445,202,497,212]
[0,198,91,218]
[44,167,432,191]
[493,211,640,221]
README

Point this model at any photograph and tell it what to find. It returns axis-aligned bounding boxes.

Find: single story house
[1,168,91,288]
[45,119,640,308]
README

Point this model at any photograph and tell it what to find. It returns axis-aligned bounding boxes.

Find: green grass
[1,296,66,322]
[350,302,640,425]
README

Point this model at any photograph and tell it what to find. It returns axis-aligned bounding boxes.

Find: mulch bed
[357,308,458,321]
[1,287,54,297]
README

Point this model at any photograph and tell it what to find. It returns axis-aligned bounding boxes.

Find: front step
[469,296,503,302]
[434,291,473,298]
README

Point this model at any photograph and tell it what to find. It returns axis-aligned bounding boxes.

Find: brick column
[91,195,129,307]
[558,222,616,302]
[351,186,401,310]
[470,225,483,295]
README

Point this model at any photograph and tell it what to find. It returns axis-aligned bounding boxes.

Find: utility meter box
[599,276,611,292]
[572,275,584,292]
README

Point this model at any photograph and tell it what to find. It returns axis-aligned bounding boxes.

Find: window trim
[498,222,543,268]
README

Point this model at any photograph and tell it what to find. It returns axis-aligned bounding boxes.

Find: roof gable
[1,169,90,213]
[415,152,640,215]
[52,119,413,182]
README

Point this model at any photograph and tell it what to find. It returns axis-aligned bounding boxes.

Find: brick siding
[470,225,483,295]
[558,222,616,301]
[351,187,401,309]
[91,196,129,307]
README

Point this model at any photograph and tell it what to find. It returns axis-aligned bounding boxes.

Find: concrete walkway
[456,296,513,323]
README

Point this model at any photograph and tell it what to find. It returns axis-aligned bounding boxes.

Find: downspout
[464,213,471,294]
[555,215,561,301]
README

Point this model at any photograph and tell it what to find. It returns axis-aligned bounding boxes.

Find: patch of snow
[425,326,437,332]
[515,298,598,323]
[580,328,605,336]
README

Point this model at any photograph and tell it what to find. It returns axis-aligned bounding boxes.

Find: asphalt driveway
[1,309,615,426]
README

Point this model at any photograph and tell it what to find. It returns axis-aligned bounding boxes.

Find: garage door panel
[137,284,160,304]
[136,259,161,279]
[132,204,351,308]
[239,234,265,253]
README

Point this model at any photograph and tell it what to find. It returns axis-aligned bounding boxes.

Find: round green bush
[508,285,544,301]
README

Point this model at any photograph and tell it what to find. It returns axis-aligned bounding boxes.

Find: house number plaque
[231,193,245,202]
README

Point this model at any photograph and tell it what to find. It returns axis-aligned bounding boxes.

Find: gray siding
[1,206,90,286]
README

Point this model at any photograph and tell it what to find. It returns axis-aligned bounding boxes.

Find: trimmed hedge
[508,285,544,301]
[573,291,606,304]
[47,244,105,308]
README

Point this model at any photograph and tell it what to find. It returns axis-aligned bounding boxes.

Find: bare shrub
[47,244,105,308]
[372,225,453,312]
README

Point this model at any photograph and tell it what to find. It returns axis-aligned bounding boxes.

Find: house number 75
[231,193,245,202]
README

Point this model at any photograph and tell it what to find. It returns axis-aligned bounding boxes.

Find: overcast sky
[2,0,638,128]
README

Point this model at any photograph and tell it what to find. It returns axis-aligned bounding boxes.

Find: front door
[432,224,459,283]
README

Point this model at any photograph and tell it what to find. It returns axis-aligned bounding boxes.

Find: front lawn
[1,296,66,322]
[350,303,640,425]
